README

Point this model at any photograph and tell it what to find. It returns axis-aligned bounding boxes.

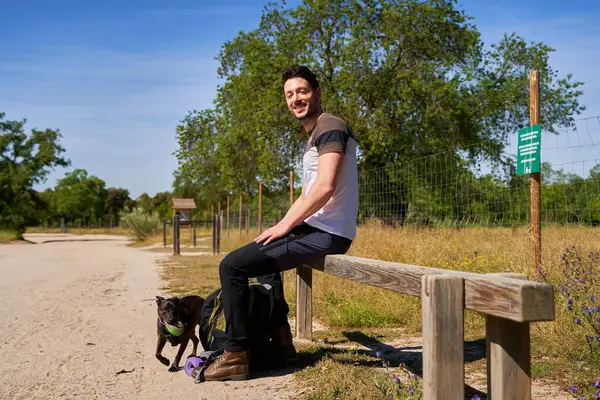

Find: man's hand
[254,220,293,246]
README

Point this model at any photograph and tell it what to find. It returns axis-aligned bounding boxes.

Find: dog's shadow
[252,331,488,399]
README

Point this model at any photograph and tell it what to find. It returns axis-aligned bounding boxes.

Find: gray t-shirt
[302,113,358,240]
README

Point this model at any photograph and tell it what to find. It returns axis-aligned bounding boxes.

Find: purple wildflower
[592,295,597,302]
[596,390,600,399]
[583,306,592,314]
[408,386,414,393]
[375,351,381,358]
[575,317,581,324]
[568,298,574,304]
[568,305,573,311]
[392,374,400,383]
[569,385,578,393]
[595,380,600,387]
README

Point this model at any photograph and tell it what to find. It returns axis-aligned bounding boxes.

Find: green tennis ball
[166,323,184,336]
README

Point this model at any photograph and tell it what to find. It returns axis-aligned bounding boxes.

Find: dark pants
[219,223,352,352]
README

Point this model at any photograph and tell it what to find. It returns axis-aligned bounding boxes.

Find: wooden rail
[295,255,555,399]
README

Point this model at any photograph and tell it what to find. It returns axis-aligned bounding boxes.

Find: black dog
[155,295,204,372]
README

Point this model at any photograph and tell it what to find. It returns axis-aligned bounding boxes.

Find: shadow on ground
[254,330,488,399]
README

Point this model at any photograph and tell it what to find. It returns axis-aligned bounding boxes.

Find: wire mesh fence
[205,115,600,230]
[358,116,600,227]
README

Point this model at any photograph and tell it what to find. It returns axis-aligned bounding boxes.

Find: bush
[538,246,600,398]
[119,207,161,241]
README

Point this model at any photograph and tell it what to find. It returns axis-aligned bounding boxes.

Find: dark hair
[282,65,319,89]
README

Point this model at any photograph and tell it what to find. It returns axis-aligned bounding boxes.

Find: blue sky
[1,0,599,198]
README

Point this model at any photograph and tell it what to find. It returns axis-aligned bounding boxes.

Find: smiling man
[204,65,359,381]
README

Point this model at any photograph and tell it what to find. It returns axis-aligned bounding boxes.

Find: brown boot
[204,350,249,381]
[272,325,297,363]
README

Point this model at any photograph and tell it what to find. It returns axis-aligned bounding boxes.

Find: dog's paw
[168,364,179,372]
[156,355,170,366]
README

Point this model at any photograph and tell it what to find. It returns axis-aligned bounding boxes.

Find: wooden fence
[163,214,221,255]
[295,255,555,400]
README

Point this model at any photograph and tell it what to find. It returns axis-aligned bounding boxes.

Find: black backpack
[198,282,278,368]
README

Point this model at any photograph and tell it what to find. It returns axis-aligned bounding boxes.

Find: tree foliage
[50,169,108,222]
[0,112,69,236]
[174,0,584,209]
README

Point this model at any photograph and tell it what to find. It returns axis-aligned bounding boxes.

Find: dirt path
[0,234,298,400]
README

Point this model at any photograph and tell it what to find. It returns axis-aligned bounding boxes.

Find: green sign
[516,124,542,175]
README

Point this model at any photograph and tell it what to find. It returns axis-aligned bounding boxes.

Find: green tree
[106,187,132,225]
[136,193,151,211]
[174,0,584,223]
[150,191,172,219]
[0,112,69,237]
[51,169,108,224]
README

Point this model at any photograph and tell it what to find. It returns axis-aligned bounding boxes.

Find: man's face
[284,77,320,120]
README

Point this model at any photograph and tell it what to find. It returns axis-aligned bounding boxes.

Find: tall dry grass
[0,229,17,242]
[158,223,599,397]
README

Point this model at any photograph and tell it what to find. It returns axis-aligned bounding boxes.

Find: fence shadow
[260,331,487,397]
[341,331,487,398]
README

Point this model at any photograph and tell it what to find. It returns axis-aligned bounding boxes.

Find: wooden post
[287,171,294,285]
[212,215,217,255]
[486,273,531,400]
[246,208,250,234]
[421,275,464,400]
[172,214,180,255]
[217,202,221,233]
[217,215,221,254]
[296,266,313,340]
[290,170,294,207]
[239,192,243,237]
[530,70,541,275]
[193,221,197,247]
[258,182,263,233]
[227,195,230,236]
[162,219,167,247]
[176,215,180,255]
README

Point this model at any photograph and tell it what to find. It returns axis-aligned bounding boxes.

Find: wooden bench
[294,255,555,400]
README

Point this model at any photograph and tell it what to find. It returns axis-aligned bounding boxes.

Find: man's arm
[281,184,306,220]
[280,152,343,227]
[255,152,344,244]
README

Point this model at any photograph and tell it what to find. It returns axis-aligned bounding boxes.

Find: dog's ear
[156,296,164,305]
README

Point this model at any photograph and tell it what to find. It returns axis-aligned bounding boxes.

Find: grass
[0,229,18,242]
[152,223,600,398]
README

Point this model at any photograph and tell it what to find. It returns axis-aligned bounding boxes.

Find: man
[204,65,358,381]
